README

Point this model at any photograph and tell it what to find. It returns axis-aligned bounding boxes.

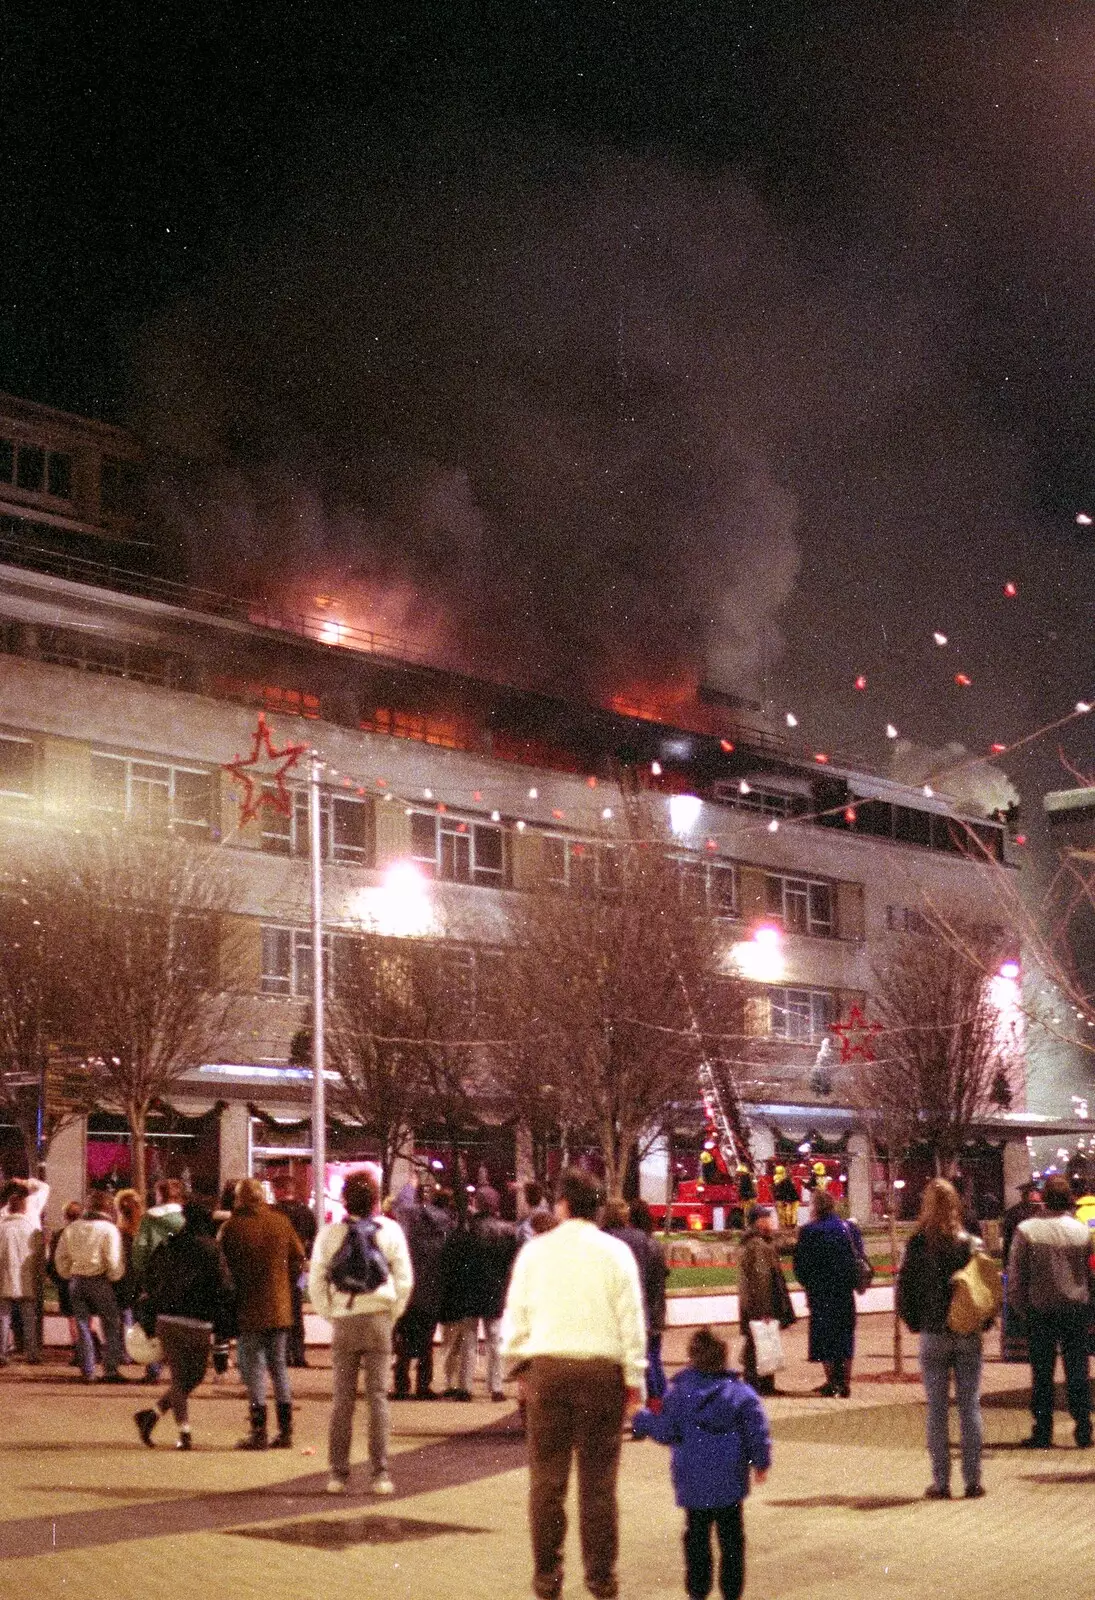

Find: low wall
[43,1288,898,1349]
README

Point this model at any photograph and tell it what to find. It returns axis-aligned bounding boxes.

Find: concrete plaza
[1,1315,1093,1600]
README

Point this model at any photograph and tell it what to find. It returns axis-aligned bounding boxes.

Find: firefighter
[773,1165,800,1231]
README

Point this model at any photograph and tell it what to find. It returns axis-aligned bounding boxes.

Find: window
[0,735,35,796]
[543,835,619,893]
[410,811,508,887]
[767,986,835,1043]
[0,439,12,483]
[260,788,373,865]
[764,872,834,937]
[47,451,71,499]
[714,782,800,818]
[100,456,142,519]
[260,926,351,997]
[886,905,931,935]
[678,858,738,917]
[15,445,44,492]
[90,753,212,839]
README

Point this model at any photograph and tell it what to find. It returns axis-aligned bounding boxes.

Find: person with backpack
[897,1177,988,1499]
[308,1167,413,1495]
[632,1326,771,1600]
[133,1202,235,1451]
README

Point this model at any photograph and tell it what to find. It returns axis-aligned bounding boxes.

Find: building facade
[0,396,1046,1221]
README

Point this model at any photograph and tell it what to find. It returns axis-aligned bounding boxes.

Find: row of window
[0,439,72,501]
[258,920,839,1043]
[0,736,850,933]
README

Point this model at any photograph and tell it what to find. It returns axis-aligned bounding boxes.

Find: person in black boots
[134,1202,236,1451]
[220,1178,305,1450]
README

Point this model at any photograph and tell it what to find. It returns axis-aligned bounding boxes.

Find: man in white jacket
[309,1168,413,1495]
[502,1168,646,1600]
[54,1190,126,1382]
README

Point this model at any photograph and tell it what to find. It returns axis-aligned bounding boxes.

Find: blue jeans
[236,1329,291,1408]
[647,1333,667,1400]
[69,1275,124,1378]
[919,1329,983,1492]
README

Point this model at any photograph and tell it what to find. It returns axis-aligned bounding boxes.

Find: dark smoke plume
[137,147,822,704]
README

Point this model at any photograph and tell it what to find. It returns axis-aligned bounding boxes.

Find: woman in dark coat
[896,1178,985,1499]
[792,1187,862,1397]
[133,1202,235,1451]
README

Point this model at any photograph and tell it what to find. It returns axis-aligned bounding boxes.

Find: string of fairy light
[220,683,1095,860]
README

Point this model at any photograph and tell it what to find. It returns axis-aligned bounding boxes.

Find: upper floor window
[100,456,142,519]
[678,858,738,918]
[714,781,800,818]
[0,438,72,501]
[91,753,212,839]
[0,734,35,797]
[886,904,931,935]
[409,811,508,888]
[764,872,834,937]
[543,835,619,894]
[767,986,835,1043]
[261,787,374,865]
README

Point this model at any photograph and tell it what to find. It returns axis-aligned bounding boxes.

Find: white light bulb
[651,761,662,776]
[491,810,501,823]
[886,724,898,739]
[933,632,948,646]
[601,807,613,820]
[785,712,798,728]
[767,819,779,833]
[923,785,934,798]
[528,787,538,799]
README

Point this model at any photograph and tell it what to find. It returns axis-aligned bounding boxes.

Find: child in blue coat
[633,1326,771,1600]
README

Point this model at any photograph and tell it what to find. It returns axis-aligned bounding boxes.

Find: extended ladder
[615,762,752,1173]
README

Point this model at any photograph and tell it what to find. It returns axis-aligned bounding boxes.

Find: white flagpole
[309,752,327,1232]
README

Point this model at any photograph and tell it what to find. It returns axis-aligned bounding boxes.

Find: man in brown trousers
[502,1169,646,1600]
[220,1177,305,1449]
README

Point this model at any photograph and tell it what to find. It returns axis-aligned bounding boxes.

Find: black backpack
[328,1216,390,1303]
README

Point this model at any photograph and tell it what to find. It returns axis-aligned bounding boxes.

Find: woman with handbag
[792,1187,860,1397]
[896,1178,986,1500]
[738,1205,795,1394]
[133,1202,236,1452]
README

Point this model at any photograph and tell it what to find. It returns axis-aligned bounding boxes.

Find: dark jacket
[275,1198,317,1258]
[633,1366,772,1508]
[146,1226,236,1341]
[738,1227,795,1328]
[896,1229,975,1335]
[220,1202,305,1333]
[604,1223,668,1335]
[465,1214,520,1320]
[392,1197,451,1319]
[793,1216,861,1361]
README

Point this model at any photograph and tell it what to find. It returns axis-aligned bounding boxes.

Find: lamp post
[309,753,327,1233]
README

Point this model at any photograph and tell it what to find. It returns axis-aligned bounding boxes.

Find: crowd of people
[2,1161,1094,1600]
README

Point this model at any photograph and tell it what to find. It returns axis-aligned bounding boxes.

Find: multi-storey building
[0,394,1070,1220]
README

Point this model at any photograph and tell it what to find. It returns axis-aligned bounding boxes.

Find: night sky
[3,2,1094,818]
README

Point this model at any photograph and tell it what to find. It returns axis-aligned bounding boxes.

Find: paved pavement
[2,1316,1094,1599]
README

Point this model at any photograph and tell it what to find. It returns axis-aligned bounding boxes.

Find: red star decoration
[831,1004,883,1064]
[223,713,309,825]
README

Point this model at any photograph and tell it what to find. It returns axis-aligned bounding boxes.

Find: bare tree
[326,937,427,1195]
[62,831,241,1198]
[0,855,89,1168]
[500,841,746,1197]
[869,921,1016,1177]
[327,934,488,1201]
